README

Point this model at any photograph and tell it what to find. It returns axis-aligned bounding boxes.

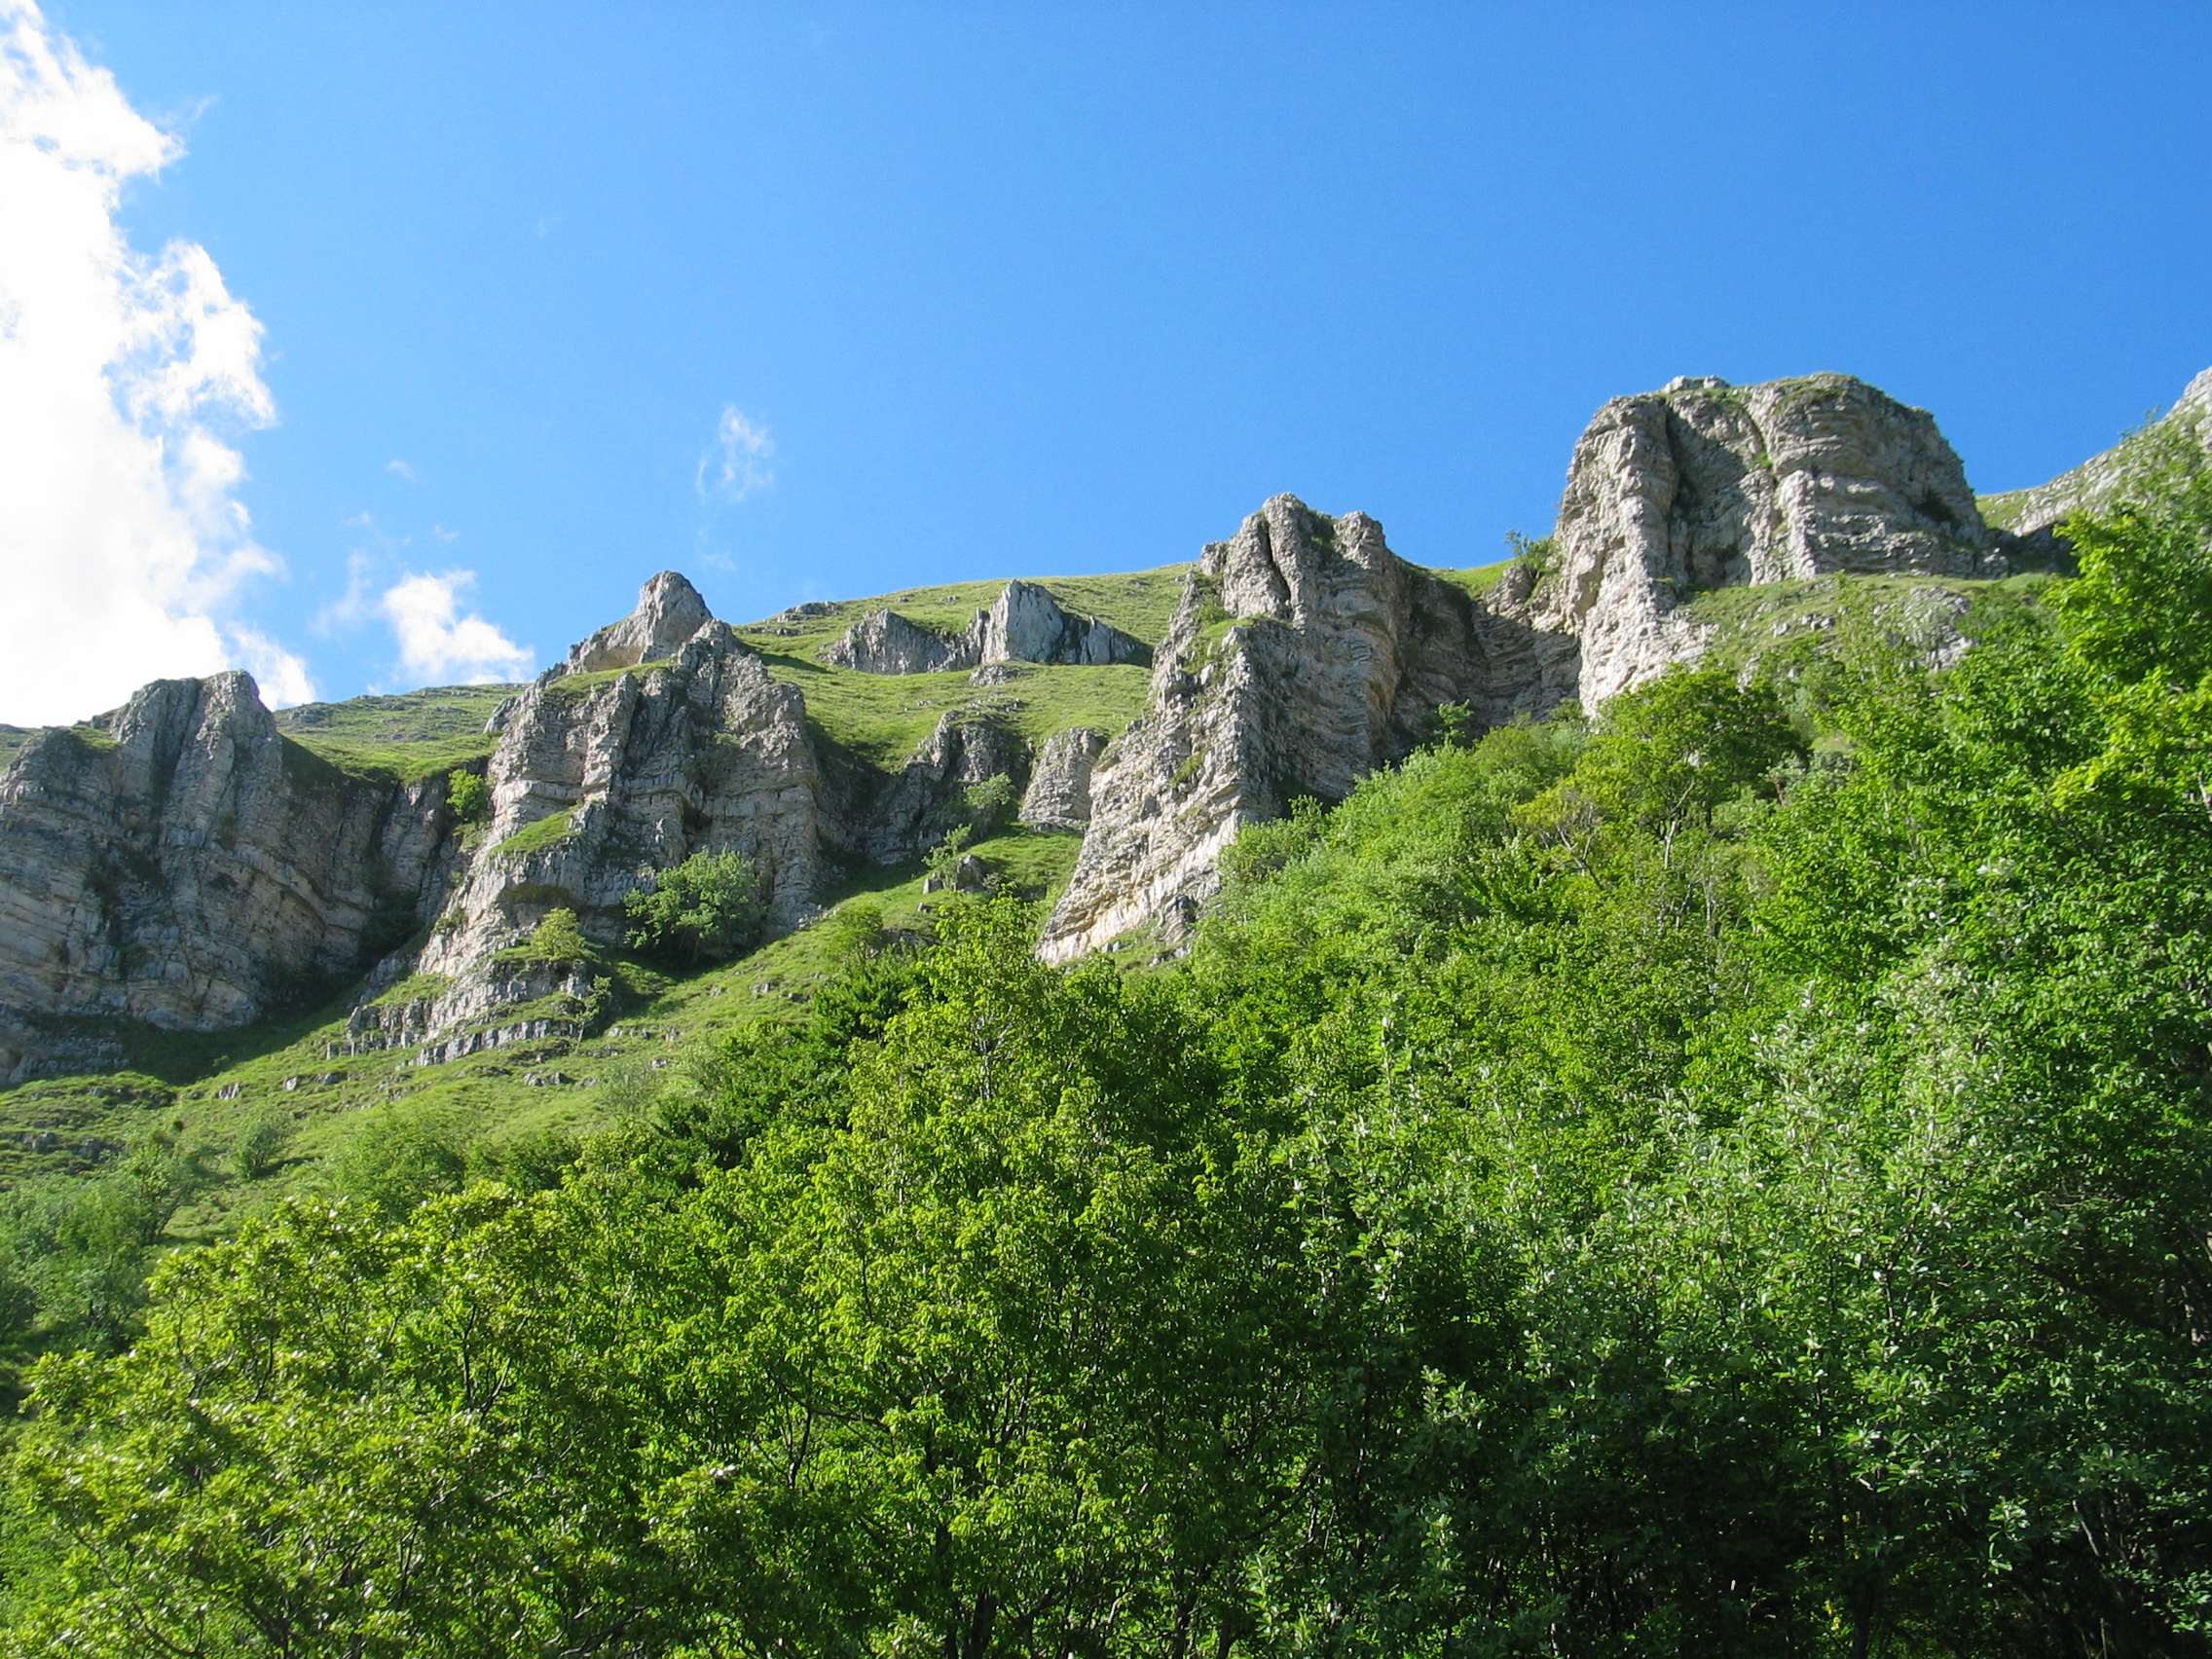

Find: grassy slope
[737,567,1186,767]
[1683,571,2053,672]
[275,683,521,780]
[0,827,1085,1240]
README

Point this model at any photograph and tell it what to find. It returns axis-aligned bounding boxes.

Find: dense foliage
[7,436,2212,1654]
[625,851,766,967]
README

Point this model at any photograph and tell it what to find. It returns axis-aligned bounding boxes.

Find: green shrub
[447,767,490,825]
[624,850,763,967]
[519,907,592,966]
[231,1109,291,1180]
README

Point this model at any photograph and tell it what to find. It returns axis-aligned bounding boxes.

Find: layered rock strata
[1040,496,1526,963]
[1513,374,2009,705]
[0,674,452,1081]
[417,619,825,994]
[1018,727,1105,830]
[824,580,1147,674]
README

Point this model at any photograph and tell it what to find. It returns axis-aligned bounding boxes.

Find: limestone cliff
[1040,496,1528,962]
[0,366,2172,1068]
[824,580,1148,674]
[0,674,450,1081]
[1507,373,2009,705]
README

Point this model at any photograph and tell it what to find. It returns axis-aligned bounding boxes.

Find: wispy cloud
[386,459,416,482]
[0,0,314,721]
[697,405,774,502]
[380,571,532,686]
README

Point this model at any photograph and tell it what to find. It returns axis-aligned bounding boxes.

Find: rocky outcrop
[840,709,1030,865]
[0,674,451,1081]
[822,581,1148,675]
[821,609,967,674]
[1019,727,1105,830]
[1506,374,2009,705]
[421,622,824,979]
[976,581,1149,668]
[1040,497,1510,963]
[558,571,714,676]
[1041,377,2029,957]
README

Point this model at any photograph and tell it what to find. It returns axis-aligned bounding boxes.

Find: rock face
[0,674,450,1081]
[1511,374,2009,705]
[1040,497,1510,962]
[838,710,1030,866]
[420,621,825,986]
[558,571,714,675]
[1018,727,1105,830]
[822,581,1148,675]
[1,366,2155,1068]
[821,609,966,675]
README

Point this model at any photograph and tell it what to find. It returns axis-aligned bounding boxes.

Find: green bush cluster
[623,850,764,967]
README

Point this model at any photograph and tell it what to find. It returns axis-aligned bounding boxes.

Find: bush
[326,1104,470,1221]
[448,767,491,826]
[521,907,592,966]
[232,1109,291,1180]
[624,851,763,967]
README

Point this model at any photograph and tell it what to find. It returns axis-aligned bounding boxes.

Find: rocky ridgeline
[823,579,1149,674]
[0,367,2189,1076]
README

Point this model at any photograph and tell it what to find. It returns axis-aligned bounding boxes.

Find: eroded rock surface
[419,621,825,994]
[559,571,714,675]
[821,609,967,675]
[822,581,1147,675]
[0,674,451,1081]
[1040,497,1507,962]
[1019,727,1105,830]
[1510,374,2008,705]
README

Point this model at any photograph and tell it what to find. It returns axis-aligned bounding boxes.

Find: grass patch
[1430,559,1515,603]
[766,660,1153,769]
[276,683,519,781]
[492,806,578,859]
[1682,571,2056,673]
[735,566,1191,668]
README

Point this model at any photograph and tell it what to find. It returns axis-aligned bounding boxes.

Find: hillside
[10,368,2212,1654]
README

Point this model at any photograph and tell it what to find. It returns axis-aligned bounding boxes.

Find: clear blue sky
[27,2,2212,707]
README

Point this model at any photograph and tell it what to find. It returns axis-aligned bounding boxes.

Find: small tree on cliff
[624,851,764,968]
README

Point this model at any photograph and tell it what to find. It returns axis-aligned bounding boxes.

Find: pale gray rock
[1511,373,2007,705]
[559,571,714,675]
[1040,497,1502,963]
[843,709,1029,865]
[420,622,825,1007]
[973,580,1149,668]
[821,582,1148,676]
[0,673,451,1081]
[820,608,967,674]
[1018,727,1106,830]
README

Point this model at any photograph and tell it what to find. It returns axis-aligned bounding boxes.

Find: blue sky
[7,2,2212,720]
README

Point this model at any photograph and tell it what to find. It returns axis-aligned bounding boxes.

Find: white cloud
[379,571,532,686]
[386,459,416,482]
[0,0,314,724]
[698,405,774,502]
